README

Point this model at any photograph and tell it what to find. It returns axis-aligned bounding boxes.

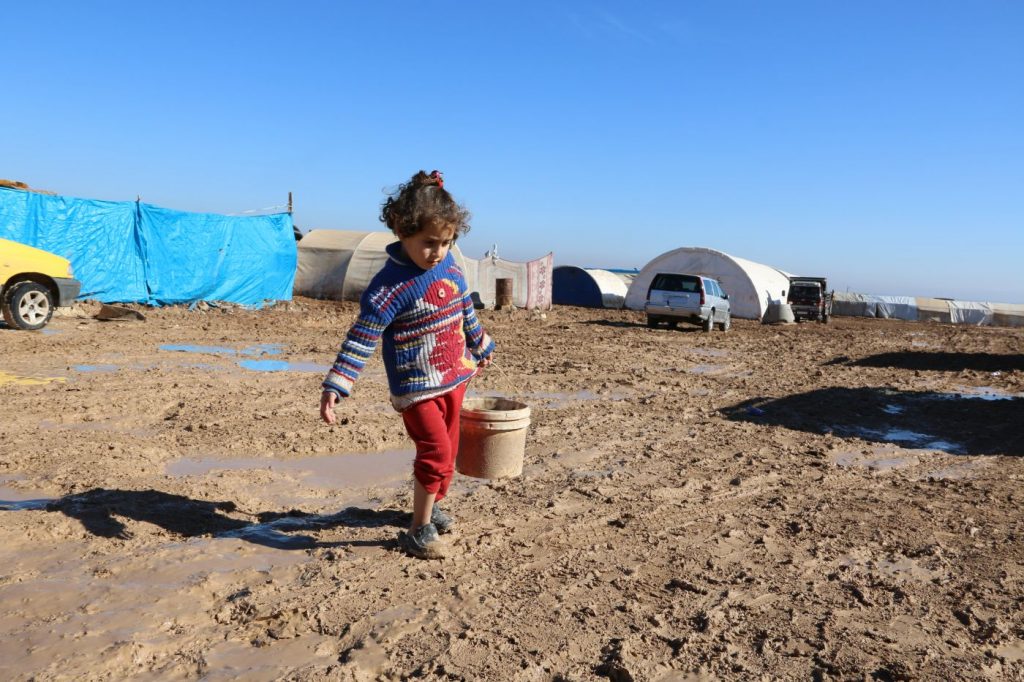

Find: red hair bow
[430,170,444,189]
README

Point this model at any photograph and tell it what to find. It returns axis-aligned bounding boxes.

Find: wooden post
[288,192,293,214]
[496,278,513,310]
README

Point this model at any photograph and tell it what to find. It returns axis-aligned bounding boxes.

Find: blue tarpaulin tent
[552,265,629,309]
[0,186,295,306]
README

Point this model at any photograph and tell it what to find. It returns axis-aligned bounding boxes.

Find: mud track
[1,300,1022,680]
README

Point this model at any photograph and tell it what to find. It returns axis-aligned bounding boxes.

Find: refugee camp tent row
[831,292,1024,328]
[0,186,296,306]
[295,229,553,309]
[623,246,792,320]
[552,265,628,309]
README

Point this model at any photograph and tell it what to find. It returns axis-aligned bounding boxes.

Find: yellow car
[0,237,81,330]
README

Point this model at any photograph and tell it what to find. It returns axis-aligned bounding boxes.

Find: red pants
[401,382,467,501]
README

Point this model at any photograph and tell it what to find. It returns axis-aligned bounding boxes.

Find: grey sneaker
[398,523,447,560]
[430,503,455,534]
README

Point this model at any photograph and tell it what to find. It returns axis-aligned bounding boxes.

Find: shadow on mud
[722,387,1024,457]
[36,489,407,550]
[826,351,1024,373]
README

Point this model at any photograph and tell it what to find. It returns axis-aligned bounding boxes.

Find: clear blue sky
[2,2,1022,302]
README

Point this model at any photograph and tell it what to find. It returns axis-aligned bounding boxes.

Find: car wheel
[702,311,714,333]
[719,314,731,332]
[666,319,678,329]
[646,315,659,328]
[2,281,55,331]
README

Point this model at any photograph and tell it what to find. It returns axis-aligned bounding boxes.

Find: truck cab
[787,277,832,323]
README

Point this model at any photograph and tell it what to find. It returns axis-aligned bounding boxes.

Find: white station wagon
[644,272,731,332]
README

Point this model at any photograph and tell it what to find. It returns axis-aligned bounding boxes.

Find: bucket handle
[481,358,517,397]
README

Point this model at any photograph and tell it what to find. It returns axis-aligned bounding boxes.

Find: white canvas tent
[624,247,791,320]
[294,229,474,301]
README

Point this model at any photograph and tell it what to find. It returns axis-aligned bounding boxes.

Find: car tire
[719,315,731,332]
[666,320,678,329]
[2,281,55,331]
[646,315,659,328]
[702,312,714,333]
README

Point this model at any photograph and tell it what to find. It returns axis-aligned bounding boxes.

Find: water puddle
[0,535,313,679]
[238,359,327,373]
[837,551,945,583]
[918,457,993,481]
[159,343,284,357]
[689,363,726,374]
[201,634,339,680]
[831,448,920,471]
[690,348,730,358]
[166,450,416,490]
[951,386,1023,401]
[0,476,55,510]
[881,429,960,452]
[833,426,962,454]
[73,364,120,373]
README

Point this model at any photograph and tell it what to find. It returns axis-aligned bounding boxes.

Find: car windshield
[651,274,700,293]
[792,285,820,297]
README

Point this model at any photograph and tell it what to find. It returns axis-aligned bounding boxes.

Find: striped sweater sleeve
[462,291,495,361]
[322,285,398,398]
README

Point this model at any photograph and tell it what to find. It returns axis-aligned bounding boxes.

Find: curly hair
[379,170,472,239]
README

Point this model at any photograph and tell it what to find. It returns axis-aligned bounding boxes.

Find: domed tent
[294,229,474,301]
[624,247,791,320]
[552,266,628,309]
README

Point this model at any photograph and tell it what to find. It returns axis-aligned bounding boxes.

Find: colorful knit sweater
[322,242,495,411]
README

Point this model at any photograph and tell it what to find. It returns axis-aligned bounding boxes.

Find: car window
[712,281,723,297]
[651,274,700,293]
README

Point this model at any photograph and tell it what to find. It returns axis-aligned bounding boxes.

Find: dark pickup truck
[787,277,833,323]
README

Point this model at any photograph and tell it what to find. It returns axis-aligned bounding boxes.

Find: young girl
[320,170,495,559]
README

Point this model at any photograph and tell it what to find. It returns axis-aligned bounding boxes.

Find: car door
[704,276,720,319]
[714,280,730,316]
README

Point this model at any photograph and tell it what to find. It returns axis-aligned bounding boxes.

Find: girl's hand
[320,391,339,424]
[478,353,494,369]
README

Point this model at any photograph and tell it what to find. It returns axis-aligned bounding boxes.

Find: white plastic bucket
[456,397,530,479]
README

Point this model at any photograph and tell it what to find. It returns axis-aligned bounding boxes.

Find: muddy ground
[1,299,1022,681]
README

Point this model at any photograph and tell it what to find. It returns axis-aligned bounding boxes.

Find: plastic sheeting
[875,295,918,321]
[832,292,878,318]
[831,292,1024,328]
[469,253,553,309]
[624,246,791,320]
[552,266,628,308]
[0,186,295,306]
[948,301,994,326]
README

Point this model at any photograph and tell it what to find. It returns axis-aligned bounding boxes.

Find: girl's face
[399,221,456,271]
